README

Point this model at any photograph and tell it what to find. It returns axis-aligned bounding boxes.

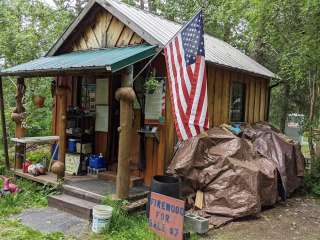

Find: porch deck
[13,169,149,200]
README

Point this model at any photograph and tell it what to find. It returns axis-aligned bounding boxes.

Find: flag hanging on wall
[164,10,209,141]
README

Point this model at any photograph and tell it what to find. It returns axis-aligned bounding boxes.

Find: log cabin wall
[207,64,269,126]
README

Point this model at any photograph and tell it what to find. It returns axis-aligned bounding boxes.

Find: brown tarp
[167,123,304,226]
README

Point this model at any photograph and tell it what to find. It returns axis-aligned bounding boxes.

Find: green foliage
[145,77,160,94]
[26,147,51,164]
[0,220,68,240]
[92,197,157,240]
[0,178,56,217]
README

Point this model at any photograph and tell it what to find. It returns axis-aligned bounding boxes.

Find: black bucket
[147,175,180,217]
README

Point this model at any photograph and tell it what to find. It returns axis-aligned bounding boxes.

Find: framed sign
[149,192,185,240]
[145,80,165,121]
[95,105,109,132]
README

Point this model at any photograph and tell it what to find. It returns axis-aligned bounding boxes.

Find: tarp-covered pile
[167,123,305,227]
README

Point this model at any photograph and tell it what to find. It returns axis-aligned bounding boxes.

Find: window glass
[230,82,246,122]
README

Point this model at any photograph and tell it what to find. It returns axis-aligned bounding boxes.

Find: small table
[11,136,59,169]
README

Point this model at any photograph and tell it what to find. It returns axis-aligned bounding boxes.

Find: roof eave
[0,66,112,78]
[46,0,162,57]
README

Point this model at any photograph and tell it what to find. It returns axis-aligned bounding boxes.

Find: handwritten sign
[149,192,185,240]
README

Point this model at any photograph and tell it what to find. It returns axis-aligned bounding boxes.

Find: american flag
[164,10,209,141]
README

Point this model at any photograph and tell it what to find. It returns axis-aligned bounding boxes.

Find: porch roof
[0,45,157,77]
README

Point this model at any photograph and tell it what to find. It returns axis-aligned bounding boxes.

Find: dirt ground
[202,194,320,240]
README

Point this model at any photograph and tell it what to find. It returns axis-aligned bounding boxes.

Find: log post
[115,66,135,199]
[12,77,26,169]
[0,77,9,169]
[51,87,69,179]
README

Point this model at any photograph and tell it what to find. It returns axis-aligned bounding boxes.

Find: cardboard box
[76,143,92,154]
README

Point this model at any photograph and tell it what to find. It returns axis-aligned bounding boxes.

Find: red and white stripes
[164,35,209,141]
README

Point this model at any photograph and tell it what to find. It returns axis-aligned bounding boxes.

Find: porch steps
[98,171,144,187]
[62,184,103,204]
[48,194,96,220]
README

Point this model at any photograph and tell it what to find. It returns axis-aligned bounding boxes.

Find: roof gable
[47,0,275,78]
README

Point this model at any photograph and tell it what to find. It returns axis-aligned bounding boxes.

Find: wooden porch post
[12,77,26,169]
[52,87,69,179]
[115,66,135,199]
[0,77,10,169]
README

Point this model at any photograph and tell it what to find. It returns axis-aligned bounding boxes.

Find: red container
[22,160,32,173]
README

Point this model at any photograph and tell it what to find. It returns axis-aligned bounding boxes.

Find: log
[0,77,9,169]
[14,77,26,169]
[53,87,69,179]
[116,66,135,199]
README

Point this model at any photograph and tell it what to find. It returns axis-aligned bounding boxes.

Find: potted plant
[145,76,160,94]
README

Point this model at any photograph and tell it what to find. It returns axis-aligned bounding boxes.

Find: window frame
[229,81,246,123]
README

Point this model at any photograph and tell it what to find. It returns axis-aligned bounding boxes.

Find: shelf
[66,133,94,138]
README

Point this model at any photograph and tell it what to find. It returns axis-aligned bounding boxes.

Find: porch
[0,44,166,201]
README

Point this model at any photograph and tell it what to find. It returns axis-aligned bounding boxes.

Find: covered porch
[0,44,160,200]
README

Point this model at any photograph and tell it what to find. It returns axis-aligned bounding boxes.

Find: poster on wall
[96,78,109,105]
[95,105,109,132]
[145,80,165,122]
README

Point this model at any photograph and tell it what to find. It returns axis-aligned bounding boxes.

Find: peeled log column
[12,77,26,169]
[51,87,69,179]
[116,66,135,199]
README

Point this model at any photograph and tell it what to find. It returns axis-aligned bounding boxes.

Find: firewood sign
[149,192,185,240]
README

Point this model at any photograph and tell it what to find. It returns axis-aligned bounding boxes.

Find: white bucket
[92,205,113,234]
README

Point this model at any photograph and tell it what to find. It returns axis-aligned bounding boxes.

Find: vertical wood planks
[106,18,125,47]
[221,70,230,124]
[129,33,143,45]
[259,78,266,121]
[207,65,214,127]
[253,78,261,122]
[248,76,256,124]
[213,69,223,126]
[71,10,143,51]
[116,28,135,46]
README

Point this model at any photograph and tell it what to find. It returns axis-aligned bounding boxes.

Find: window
[230,82,246,122]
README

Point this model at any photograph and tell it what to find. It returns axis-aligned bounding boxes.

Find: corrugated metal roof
[0,45,157,77]
[98,0,275,78]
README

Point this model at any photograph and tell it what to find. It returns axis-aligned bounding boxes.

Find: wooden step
[48,194,97,220]
[98,171,144,187]
[63,184,103,204]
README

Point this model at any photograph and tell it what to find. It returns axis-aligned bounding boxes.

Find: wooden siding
[148,62,270,164]
[207,64,269,126]
[69,10,143,52]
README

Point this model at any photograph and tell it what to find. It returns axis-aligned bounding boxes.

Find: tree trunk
[148,0,155,12]
[0,77,9,169]
[280,82,290,133]
[140,0,144,10]
[309,72,317,167]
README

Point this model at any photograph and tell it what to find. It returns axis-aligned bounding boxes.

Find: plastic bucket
[92,205,113,234]
[67,139,77,153]
[147,175,180,217]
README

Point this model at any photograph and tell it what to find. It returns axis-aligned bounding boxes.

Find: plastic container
[147,175,180,217]
[67,139,78,153]
[92,205,113,234]
[89,154,105,169]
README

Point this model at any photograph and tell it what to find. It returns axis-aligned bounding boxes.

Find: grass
[87,198,157,240]
[0,176,160,240]
[0,177,68,240]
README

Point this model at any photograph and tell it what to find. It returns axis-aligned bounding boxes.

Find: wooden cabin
[0,0,275,199]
